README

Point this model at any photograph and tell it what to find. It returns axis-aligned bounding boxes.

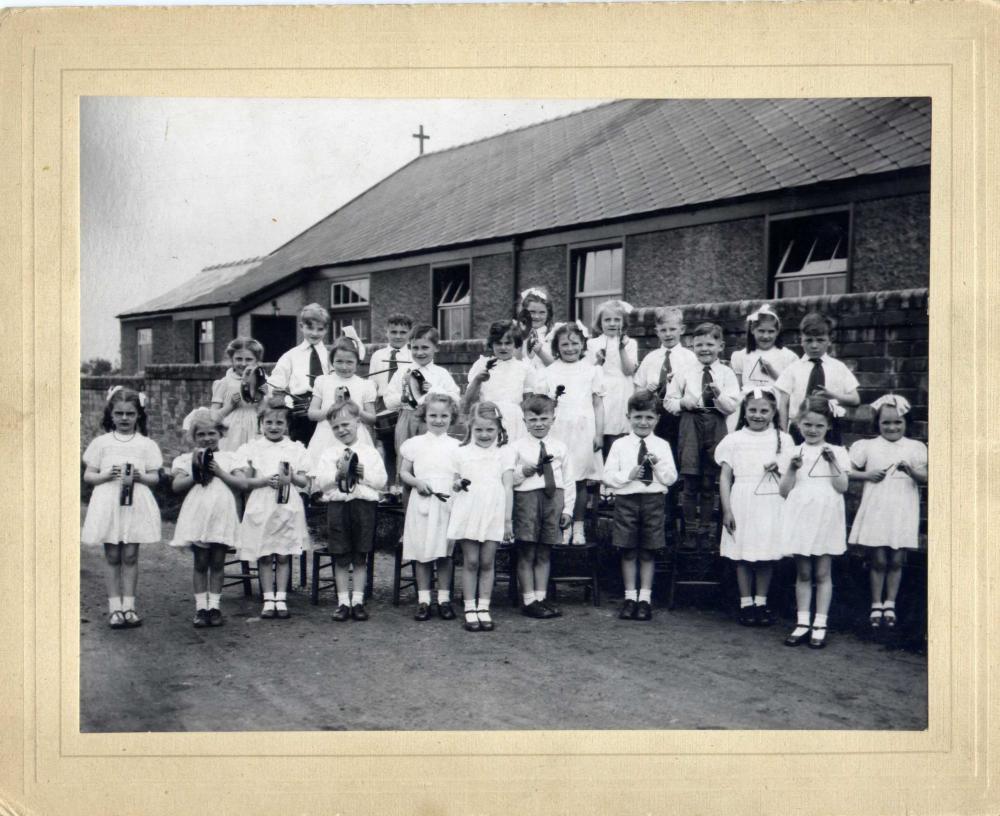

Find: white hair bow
[746,303,780,324]
[741,383,777,402]
[617,300,635,315]
[871,394,911,417]
[575,319,591,339]
[105,384,124,402]
[520,287,549,303]
[137,391,147,408]
[341,325,366,361]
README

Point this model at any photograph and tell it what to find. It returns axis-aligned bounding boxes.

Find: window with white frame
[137,328,152,372]
[433,264,471,341]
[330,278,371,342]
[770,210,850,299]
[572,244,623,327]
[197,320,214,364]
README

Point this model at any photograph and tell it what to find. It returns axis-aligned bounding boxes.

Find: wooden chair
[222,546,256,598]
[310,548,375,605]
[547,541,601,607]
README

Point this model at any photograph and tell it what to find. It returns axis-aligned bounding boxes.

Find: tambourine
[553,385,566,403]
[535,449,554,476]
[119,463,134,506]
[374,409,399,435]
[639,455,654,485]
[240,365,268,404]
[335,386,352,403]
[336,450,359,494]
[286,393,312,418]
[191,447,214,486]
[456,478,471,492]
[276,460,291,504]
[481,357,499,381]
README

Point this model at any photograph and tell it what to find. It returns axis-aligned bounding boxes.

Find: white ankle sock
[753,595,767,607]
[122,595,136,612]
[477,599,490,611]
[418,590,432,605]
[464,600,476,612]
[108,597,123,614]
[740,596,753,608]
[351,591,364,606]
[882,601,895,610]
[207,593,221,610]
[195,592,208,611]
[796,611,811,627]
[522,592,534,606]
[625,590,638,602]
[812,613,828,629]
[534,591,546,603]
[337,592,350,607]
[438,590,451,603]
[638,589,652,604]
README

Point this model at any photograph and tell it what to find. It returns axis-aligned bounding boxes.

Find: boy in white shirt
[603,391,678,620]
[774,312,860,445]
[664,322,739,549]
[511,394,575,619]
[311,401,387,622]
[269,302,331,444]
[367,312,414,485]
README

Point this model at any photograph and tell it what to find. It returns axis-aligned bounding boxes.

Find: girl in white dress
[398,393,462,622]
[727,305,799,432]
[82,387,163,629]
[715,386,793,627]
[447,402,516,632]
[236,398,312,620]
[211,337,265,451]
[306,336,377,469]
[778,396,851,650]
[586,299,638,457]
[848,394,928,629]
[170,408,248,628]
[541,323,605,545]
[516,287,556,370]
[462,320,537,443]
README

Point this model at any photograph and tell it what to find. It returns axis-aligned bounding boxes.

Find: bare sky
[81,97,606,363]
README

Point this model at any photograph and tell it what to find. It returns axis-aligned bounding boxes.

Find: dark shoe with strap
[192,609,210,628]
[755,605,776,627]
[738,605,757,627]
[208,608,224,627]
[414,603,432,622]
[332,604,351,622]
[808,626,828,649]
[522,600,548,619]
[437,601,456,620]
[785,626,810,647]
[619,599,638,620]
[540,599,562,618]
[351,604,369,621]
[635,601,652,621]
[427,601,440,619]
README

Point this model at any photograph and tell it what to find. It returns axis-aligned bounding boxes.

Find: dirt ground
[80,518,927,733]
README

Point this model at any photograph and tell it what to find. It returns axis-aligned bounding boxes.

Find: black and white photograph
[79,95,930,733]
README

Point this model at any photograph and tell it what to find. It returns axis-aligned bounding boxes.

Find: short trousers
[678,410,728,476]
[513,488,564,546]
[325,499,377,556]
[654,410,681,467]
[612,492,667,550]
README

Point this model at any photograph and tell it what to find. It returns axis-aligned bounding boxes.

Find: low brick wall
[82,287,928,536]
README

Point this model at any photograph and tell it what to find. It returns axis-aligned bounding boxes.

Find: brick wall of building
[471,253,515,339]
[518,245,569,323]
[851,193,931,293]
[370,264,432,334]
[626,217,766,306]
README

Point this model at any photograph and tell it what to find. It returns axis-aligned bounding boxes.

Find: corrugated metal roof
[118,257,264,318]
[133,97,931,315]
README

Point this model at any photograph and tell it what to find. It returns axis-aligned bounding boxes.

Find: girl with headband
[847,394,928,630]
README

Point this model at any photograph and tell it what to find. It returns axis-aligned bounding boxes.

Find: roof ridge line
[417,99,624,159]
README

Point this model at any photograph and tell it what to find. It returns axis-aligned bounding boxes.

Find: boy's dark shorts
[612,492,667,550]
[326,499,377,556]
[514,488,564,546]
[678,410,728,476]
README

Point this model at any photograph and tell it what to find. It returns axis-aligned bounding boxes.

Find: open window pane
[433,264,471,340]
[770,210,850,298]
[331,278,370,307]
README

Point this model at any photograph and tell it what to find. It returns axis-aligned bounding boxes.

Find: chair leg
[590,548,601,607]
[668,553,678,610]
[392,542,403,606]
[310,552,320,605]
[240,559,253,598]
[299,551,307,588]
[366,550,375,600]
[507,548,518,604]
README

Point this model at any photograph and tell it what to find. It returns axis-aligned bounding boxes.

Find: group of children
[82,291,927,648]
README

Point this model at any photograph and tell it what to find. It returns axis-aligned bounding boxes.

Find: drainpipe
[511,235,522,314]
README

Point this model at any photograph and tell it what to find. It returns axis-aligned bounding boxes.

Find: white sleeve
[383,367,406,411]
[360,446,387,491]
[601,440,634,489]
[653,440,678,487]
